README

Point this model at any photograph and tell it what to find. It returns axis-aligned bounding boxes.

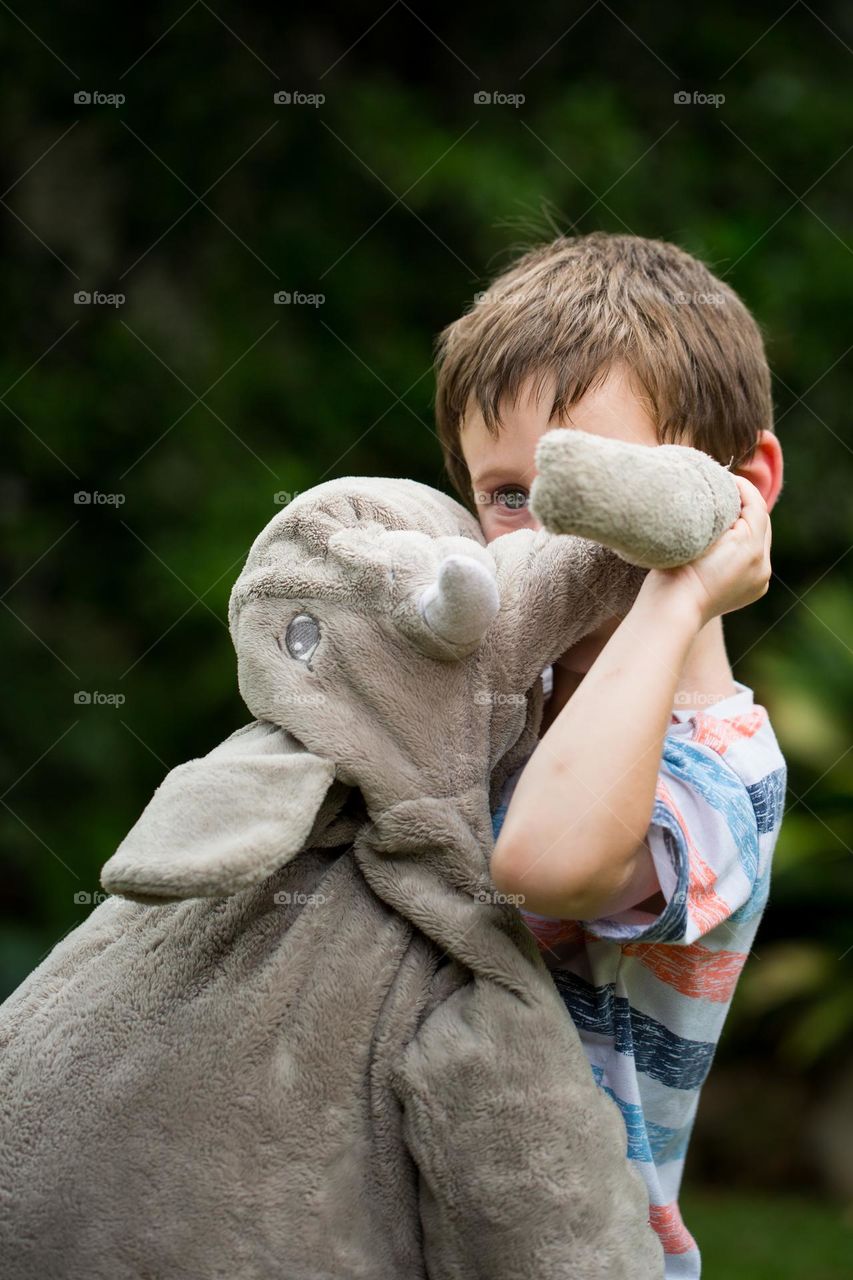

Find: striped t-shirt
[491,678,786,1278]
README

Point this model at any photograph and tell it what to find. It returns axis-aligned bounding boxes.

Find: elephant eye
[282,613,320,664]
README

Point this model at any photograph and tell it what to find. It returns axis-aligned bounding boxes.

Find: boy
[434,233,787,1278]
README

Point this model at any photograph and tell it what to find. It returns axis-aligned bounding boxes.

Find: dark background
[2,3,852,1271]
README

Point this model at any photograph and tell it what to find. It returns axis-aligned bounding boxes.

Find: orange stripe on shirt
[624,939,748,1001]
[523,778,734,955]
[656,779,731,936]
[649,1201,697,1255]
[691,707,766,756]
[522,765,745,959]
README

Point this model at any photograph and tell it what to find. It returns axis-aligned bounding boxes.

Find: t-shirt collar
[669,680,755,724]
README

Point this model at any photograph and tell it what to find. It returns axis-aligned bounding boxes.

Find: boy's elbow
[490,831,523,898]
[491,828,642,920]
[490,834,582,918]
[491,819,540,894]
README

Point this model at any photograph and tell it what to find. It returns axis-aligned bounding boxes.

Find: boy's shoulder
[664,682,787,825]
[493,678,786,954]
[574,684,785,949]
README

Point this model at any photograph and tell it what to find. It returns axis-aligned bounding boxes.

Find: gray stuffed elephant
[0,431,738,1280]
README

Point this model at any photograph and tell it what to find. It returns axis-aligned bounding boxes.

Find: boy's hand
[640,476,771,629]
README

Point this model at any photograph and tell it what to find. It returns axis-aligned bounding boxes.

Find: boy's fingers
[733,476,768,540]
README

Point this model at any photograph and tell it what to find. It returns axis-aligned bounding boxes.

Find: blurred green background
[2,2,851,1270]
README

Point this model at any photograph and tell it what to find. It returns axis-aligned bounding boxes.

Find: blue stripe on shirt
[552,969,717,1091]
[730,861,772,924]
[746,766,787,834]
[590,1064,694,1164]
[662,739,760,882]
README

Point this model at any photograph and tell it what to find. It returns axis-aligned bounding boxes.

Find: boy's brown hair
[434,232,773,506]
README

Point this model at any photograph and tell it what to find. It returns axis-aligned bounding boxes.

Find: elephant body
[0,432,740,1278]
[0,785,660,1279]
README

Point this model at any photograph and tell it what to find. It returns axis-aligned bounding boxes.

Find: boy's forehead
[460,363,659,487]
[461,413,544,489]
[460,378,554,488]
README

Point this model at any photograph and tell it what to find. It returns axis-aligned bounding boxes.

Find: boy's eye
[493,485,529,511]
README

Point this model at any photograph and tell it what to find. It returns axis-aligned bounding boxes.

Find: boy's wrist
[634,571,705,635]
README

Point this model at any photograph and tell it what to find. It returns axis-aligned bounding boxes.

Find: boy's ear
[735,429,783,512]
[100,722,338,903]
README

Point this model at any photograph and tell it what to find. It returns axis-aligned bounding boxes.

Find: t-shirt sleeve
[581,737,769,947]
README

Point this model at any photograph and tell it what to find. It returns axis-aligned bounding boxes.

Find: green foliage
[681,1189,853,1279]
[727,581,853,1072]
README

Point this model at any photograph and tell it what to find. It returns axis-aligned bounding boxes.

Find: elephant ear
[100,721,339,903]
[530,429,741,568]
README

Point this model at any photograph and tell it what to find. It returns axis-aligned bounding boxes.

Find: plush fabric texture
[531,429,741,569]
[0,431,739,1279]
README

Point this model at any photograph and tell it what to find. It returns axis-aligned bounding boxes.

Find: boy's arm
[491,478,771,921]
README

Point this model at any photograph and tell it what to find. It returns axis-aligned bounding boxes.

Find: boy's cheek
[477,507,540,544]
